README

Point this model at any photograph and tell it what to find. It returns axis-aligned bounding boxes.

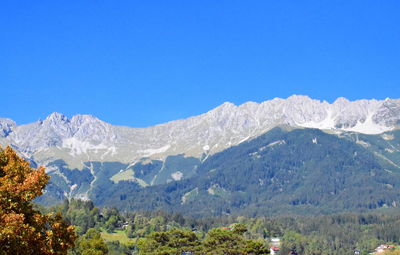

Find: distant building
[269,237,281,255]
[270,246,280,255]
[372,244,395,254]
[271,238,280,244]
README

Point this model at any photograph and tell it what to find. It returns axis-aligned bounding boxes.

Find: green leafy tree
[105,215,118,232]
[138,226,269,255]
[138,228,201,255]
[201,227,269,255]
[73,228,108,255]
[280,231,307,255]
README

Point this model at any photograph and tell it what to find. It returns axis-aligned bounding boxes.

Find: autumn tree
[0,146,77,255]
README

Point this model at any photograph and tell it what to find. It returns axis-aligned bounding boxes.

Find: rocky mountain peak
[43,112,69,126]
[210,102,237,113]
[1,96,399,158]
[286,94,314,103]
[70,114,103,124]
[333,97,350,105]
[0,118,16,137]
[46,112,68,121]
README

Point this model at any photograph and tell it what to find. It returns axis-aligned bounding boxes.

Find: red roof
[270,246,280,251]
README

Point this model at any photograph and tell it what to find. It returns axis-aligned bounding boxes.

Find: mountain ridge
[1,95,400,205]
[1,95,399,169]
[2,95,400,151]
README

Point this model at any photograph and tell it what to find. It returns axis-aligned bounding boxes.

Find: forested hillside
[99,128,400,216]
[50,199,400,255]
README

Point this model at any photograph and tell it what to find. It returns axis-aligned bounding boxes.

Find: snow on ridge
[298,114,392,134]
[295,100,394,134]
[342,112,393,134]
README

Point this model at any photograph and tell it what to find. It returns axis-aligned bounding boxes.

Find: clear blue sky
[1,1,399,127]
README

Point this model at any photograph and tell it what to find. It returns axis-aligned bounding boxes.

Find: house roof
[270,246,280,251]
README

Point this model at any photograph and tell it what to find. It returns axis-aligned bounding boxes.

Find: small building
[121,222,129,229]
[372,244,395,254]
[271,238,281,245]
[269,237,281,255]
[270,246,280,255]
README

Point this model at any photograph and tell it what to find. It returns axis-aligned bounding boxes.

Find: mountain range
[1,95,400,216]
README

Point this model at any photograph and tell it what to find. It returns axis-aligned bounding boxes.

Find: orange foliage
[0,146,77,255]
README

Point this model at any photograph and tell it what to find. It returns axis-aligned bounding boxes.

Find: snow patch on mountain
[342,113,393,134]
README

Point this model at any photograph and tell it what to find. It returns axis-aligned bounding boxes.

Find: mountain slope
[100,128,400,216]
[1,95,400,207]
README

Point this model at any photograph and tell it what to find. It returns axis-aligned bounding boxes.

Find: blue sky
[1,1,399,127]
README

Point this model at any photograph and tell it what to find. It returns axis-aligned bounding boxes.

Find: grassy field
[100,230,133,245]
[110,169,135,183]
[110,169,149,187]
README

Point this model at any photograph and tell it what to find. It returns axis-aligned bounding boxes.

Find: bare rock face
[373,99,400,126]
[1,95,399,201]
[2,96,400,161]
[0,118,16,137]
